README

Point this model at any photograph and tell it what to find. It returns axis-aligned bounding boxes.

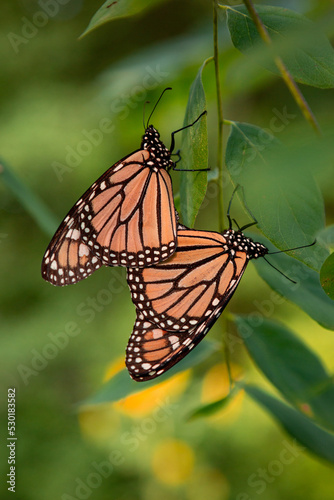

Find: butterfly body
[126,227,268,381]
[42,125,177,286]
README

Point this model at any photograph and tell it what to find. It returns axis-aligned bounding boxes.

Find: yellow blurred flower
[152,439,195,485]
[79,405,121,445]
[79,357,191,444]
[201,362,244,423]
[105,356,191,418]
[185,467,230,500]
[103,357,126,381]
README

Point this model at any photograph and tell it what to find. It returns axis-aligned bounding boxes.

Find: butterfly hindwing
[126,305,225,381]
[41,216,102,286]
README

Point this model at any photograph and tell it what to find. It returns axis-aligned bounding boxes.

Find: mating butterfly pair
[42,101,269,381]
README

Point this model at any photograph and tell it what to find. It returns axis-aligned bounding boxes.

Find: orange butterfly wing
[42,143,177,286]
[41,219,102,286]
[126,227,268,380]
[126,305,225,381]
[127,228,249,330]
[79,150,177,267]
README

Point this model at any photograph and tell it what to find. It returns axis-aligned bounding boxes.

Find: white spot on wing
[79,243,90,257]
[71,229,80,240]
[153,330,163,339]
[169,335,179,344]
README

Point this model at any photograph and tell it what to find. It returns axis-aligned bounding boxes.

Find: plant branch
[213,0,225,232]
[242,0,321,135]
[214,1,234,391]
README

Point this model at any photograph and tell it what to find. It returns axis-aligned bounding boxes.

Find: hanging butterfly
[125,187,315,381]
[125,224,268,380]
[41,89,206,286]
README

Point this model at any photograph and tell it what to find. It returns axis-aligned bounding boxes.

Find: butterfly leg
[227,184,258,230]
[171,149,181,164]
[169,111,207,153]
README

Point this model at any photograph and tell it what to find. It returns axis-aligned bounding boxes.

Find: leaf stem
[242,0,321,135]
[213,0,225,232]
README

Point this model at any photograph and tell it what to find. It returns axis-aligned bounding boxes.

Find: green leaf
[248,232,334,330]
[246,385,334,464]
[235,316,334,431]
[79,340,219,408]
[226,5,334,88]
[320,253,334,300]
[188,384,241,421]
[0,159,58,237]
[80,0,166,38]
[317,225,334,249]
[179,60,210,227]
[225,121,328,271]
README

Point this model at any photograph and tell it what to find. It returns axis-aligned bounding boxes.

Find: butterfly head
[141,125,174,169]
[222,229,268,260]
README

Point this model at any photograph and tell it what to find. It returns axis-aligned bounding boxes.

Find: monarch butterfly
[125,224,268,381]
[41,90,206,286]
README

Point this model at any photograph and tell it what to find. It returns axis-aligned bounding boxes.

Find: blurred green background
[1,0,334,499]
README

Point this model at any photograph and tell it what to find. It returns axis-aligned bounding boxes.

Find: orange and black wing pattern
[41,218,102,286]
[126,226,268,380]
[127,228,250,330]
[126,305,226,381]
[42,126,177,286]
[78,149,176,268]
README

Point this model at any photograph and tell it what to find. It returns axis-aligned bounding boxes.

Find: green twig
[242,0,321,135]
[214,1,235,390]
[213,0,225,233]
[0,159,58,236]
[224,338,233,392]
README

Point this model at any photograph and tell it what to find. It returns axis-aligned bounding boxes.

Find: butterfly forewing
[127,228,249,330]
[78,151,177,268]
[42,125,178,286]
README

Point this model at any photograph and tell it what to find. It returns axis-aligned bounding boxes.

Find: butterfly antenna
[263,256,297,284]
[268,240,316,255]
[143,100,150,130]
[232,218,240,231]
[146,87,172,128]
